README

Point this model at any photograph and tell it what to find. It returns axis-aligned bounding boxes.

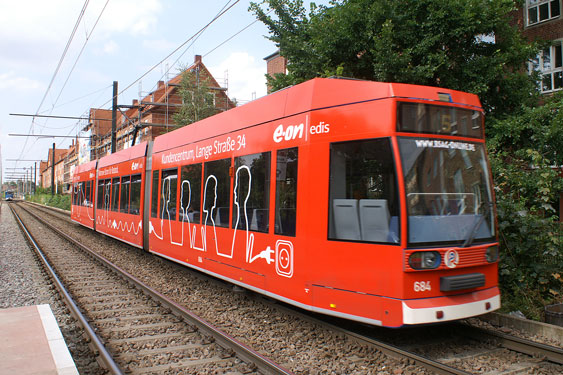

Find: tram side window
[76,182,83,206]
[104,180,112,210]
[111,177,120,212]
[72,183,78,206]
[204,158,231,228]
[151,170,159,218]
[180,164,202,224]
[97,180,105,209]
[129,174,142,215]
[328,138,399,243]
[80,182,86,206]
[275,148,298,236]
[87,181,92,206]
[160,168,178,221]
[233,152,271,233]
[120,176,131,213]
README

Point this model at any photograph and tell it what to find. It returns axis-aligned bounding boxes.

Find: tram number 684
[414,281,431,292]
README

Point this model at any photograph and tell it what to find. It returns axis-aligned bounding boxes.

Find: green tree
[252,0,563,317]
[173,68,219,127]
[488,94,563,318]
[250,0,539,117]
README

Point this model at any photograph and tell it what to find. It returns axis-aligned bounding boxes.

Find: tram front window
[398,138,495,246]
[328,138,400,243]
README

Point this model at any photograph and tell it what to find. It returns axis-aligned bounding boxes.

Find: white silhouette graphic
[96,180,142,235]
[73,183,94,221]
[148,160,293,277]
[233,166,255,261]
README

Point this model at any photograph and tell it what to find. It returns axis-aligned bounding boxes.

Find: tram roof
[98,141,148,168]
[75,159,97,174]
[152,78,482,154]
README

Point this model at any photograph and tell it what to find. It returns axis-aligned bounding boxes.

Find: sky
[0,0,327,185]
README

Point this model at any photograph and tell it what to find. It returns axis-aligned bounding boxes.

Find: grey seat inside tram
[359,199,389,242]
[333,199,361,240]
[333,199,391,242]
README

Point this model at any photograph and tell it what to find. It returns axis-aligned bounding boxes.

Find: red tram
[95,142,148,248]
[71,160,97,229]
[71,78,500,327]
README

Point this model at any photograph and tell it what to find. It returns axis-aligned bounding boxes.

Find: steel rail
[31,202,563,372]
[257,297,472,375]
[9,204,125,375]
[458,324,563,365]
[18,203,293,375]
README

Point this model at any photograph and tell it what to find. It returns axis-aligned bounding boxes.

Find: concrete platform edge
[37,305,79,375]
[481,312,563,342]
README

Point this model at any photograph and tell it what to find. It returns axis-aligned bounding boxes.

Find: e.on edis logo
[273,121,330,143]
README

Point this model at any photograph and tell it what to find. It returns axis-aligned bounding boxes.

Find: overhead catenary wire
[8,0,249,180]
[34,0,91,125]
[145,0,240,96]
[15,0,92,170]
[50,0,111,116]
[13,0,114,176]
[203,14,267,59]
[100,0,241,108]
[37,84,112,116]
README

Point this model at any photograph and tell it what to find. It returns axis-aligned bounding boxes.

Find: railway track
[11,202,292,375]
[18,202,563,374]
[271,302,563,374]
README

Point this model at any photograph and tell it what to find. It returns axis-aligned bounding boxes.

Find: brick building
[264,50,288,93]
[85,55,234,159]
[513,0,563,93]
[63,139,78,194]
[512,0,563,220]
[40,147,68,191]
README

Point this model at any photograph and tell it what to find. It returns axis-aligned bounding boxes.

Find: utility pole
[51,142,55,196]
[34,162,37,194]
[111,81,118,153]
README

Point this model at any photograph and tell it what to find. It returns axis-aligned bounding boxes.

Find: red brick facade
[86,55,234,159]
[513,2,563,221]
[264,50,288,93]
[512,3,563,41]
[264,50,287,76]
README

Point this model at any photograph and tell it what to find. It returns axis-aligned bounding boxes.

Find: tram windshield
[398,137,495,246]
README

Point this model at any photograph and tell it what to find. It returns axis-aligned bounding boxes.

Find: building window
[527,0,561,26]
[530,40,563,93]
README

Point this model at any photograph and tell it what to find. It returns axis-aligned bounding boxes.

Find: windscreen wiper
[462,202,491,248]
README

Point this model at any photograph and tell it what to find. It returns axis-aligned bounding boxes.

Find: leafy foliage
[491,152,562,319]
[488,94,563,318]
[251,0,563,318]
[27,192,71,211]
[172,69,219,127]
[250,0,540,117]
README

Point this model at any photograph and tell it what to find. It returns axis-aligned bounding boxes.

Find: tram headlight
[409,251,441,270]
[485,246,499,263]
